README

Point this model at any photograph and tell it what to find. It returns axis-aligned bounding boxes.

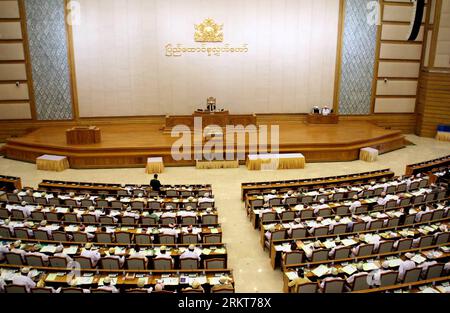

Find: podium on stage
[306,113,339,124]
[66,126,101,145]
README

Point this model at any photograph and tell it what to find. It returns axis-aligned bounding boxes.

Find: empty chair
[261,212,276,223]
[73,232,88,243]
[11,209,26,220]
[432,209,445,221]
[283,251,304,266]
[202,214,218,225]
[126,258,146,270]
[45,212,59,222]
[135,233,152,245]
[166,190,178,197]
[317,208,332,217]
[368,220,383,230]
[160,217,176,225]
[332,224,347,235]
[48,198,60,206]
[419,212,433,222]
[159,234,176,245]
[5,285,27,293]
[333,246,351,260]
[299,209,314,219]
[291,228,307,239]
[351,222,366,233]
[0,226,11,238]
[131,201,145,210]
[322,278,345,293]
[269,198,282,206]
[100,257,121,270]
[14,228,30,239]
[377,241,394,254]
[34,229,50,241]
[399,198,411,207]
[203,233,222,244]
[335,206,349,216]
[182,233,199,244]
[25,255,45,267]
[49,256,68,268]
[35,197,47,205]
[180,257,199,269]
[435,232,450,245]
[83,214,97,224]
[64,199,78,207]
[436,190,446,201]
[386,217,400,228]
[424,193,436,202]
[403,268,422,283]
[355,205,369,215]
[396,238,413,251]
[96,232,113,243]
[312,226,329,237]
[181,216,197,225]
[141,216,157,226]
[64,213,79,223]
[99,216,115,224]
[204,258,226,269]
[285,197,298,206]
[0,208,9,219]
[355,244,374,257]
[153,258,172,270]
[404,214,416,225]
[5,252,24,265]
[73,256,94,269]
[280,211,295,222]
[296,282,318,293]
[380,271,398,287]
[116,232,133,244]
[425,263,444,279]
[418,235,434,248]
[311,249,329,262]
[350,273,370,291]
[96,200,109,208]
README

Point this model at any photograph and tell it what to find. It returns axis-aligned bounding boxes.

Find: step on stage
[3,121,406,169]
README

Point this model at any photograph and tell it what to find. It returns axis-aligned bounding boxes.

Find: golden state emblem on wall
[194,18,224,42]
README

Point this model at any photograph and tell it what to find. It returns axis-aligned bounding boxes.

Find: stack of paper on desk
[387,258,402,267]
[63,246,78,255]
[312,265,330,277]
[162,277,179,285]
[323,241,336,249]
[40,245,57,253]
[286,271,298,280]
[411,254,426,264]
[342,265,357,275]
[75,276,94,285]
[341,239,357,247]
[362,262,379,271]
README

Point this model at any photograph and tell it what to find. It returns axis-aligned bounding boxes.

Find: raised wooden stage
[2,121,406,169]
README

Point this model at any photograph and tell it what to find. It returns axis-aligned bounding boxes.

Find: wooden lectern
[66,126,101,145]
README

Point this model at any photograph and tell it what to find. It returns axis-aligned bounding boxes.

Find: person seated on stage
[321,106,332,116]
[150,174,162,192]
[180,244,201,261]
[211,276,234,292]
[288,268,312,290]
[97,277,119,293]
[312,106,321,114]
[182,280,205,293]
[12,267,36,293]
[206,97,217,112]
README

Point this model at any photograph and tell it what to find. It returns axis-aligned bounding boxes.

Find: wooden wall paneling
[332,0,345,114]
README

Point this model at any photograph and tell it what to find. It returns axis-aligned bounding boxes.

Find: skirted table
[146,157,165,174]
[36,155,70,172]
[196,160,239,169]
[246,153,305,170]
[436,125,450,142]
[360,147,379,162]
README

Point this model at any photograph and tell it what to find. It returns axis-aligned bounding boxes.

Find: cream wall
[72,0,340,117]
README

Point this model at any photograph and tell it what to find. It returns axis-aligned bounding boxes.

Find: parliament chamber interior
[0,0,449,298]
